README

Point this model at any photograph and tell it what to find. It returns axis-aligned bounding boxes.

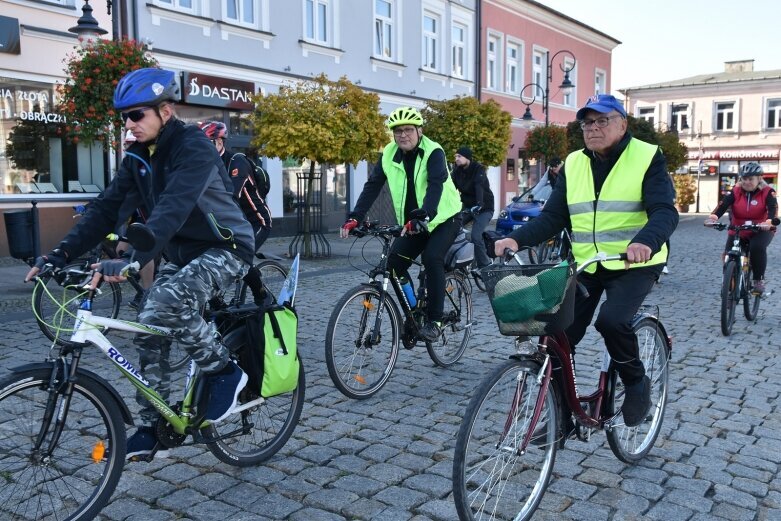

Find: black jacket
[451,160,494,212]
[509,132,678,256]
[58,119,255,267]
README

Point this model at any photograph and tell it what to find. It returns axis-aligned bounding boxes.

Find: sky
[535,0,781,94]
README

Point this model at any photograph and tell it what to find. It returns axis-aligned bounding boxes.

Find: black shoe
[126,426,170,461]
[418,321,442,342]
[621,376,651,427]
[204,361,248,423]
[128,291,146,310]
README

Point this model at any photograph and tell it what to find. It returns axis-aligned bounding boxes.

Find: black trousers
[387,215,461,322]
[724,231,774,279]
[565,264,663,385]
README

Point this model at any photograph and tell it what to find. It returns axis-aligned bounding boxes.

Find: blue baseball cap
[576,94,627,120]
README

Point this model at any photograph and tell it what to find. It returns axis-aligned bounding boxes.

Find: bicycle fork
[499,355,552,455]
[33,355,80,463]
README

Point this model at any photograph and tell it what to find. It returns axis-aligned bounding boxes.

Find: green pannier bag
[242,303,300,398]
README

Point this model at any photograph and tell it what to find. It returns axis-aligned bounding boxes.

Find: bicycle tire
[606,317,671,463]
[720,260,738,336]
[325,284,401,399]
[204,326,305,466]
[468,262,486,292]
[238,259,289,305]
[0,368,126,521]
[453,358,558,521]
[743,265,761,321]
[426,272,472,367]
[33,263,122,348]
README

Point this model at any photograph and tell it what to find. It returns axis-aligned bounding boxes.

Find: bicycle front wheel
[453,358,558,521]
[720,260,738,336]
[325,284,401,399]
[606,317,671,463]
[427,272,472,367]
[33,263,122,348]
[743,265,761,321]
[0,368,126,521]
[204,353,305,467]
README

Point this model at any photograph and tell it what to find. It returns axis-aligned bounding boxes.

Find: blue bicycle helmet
[113,68,180,111]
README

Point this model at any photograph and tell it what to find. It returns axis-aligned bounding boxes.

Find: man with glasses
[340,106,462,341]
[493,94,678,428]
[25,68,256,459]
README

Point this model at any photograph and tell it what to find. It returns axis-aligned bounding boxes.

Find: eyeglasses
[120,107,154,124]
[393,127,418,137]
[579,114,623,130]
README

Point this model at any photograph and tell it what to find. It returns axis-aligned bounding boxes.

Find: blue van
[495,171,553,235]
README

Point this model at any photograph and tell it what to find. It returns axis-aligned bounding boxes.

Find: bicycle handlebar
[349,221,404,239]
[501,249,627,274]
[704,220,778,232]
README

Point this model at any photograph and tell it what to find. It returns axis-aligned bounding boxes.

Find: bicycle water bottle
[400,277,417,308]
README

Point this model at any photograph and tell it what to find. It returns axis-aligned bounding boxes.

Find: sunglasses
[120,107,154,123]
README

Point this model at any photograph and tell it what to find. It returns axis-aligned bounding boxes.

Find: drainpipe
[475,1,481,101]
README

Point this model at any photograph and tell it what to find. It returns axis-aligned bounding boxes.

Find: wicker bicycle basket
[481,261,577,336]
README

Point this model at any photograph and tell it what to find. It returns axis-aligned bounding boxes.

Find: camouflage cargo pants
[133,248,247,424]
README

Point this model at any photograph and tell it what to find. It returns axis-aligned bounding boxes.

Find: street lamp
[68,0,108,47]
[519,49,577,128]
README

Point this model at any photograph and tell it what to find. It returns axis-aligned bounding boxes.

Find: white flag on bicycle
[277,254,300,306]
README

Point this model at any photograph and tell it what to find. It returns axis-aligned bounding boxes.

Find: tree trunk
[302,161,316,258]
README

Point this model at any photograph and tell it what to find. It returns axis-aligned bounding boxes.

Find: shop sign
[0,16,21,55]
[687,149,780,160]
[182,72,255,110]
[0,85,62,122]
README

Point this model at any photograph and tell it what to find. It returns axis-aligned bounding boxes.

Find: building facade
[622,60,781,214]
[480,0,619,208]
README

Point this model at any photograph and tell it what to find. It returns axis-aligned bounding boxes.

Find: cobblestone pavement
[1,215,781,520]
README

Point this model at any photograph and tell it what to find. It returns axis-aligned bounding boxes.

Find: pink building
[480,0,620,207]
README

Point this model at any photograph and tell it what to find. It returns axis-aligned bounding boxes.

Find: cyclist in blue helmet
[26,67,256,460]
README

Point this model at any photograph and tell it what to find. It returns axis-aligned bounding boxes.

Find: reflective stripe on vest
[565,138,668,272]
[381,135,462,231]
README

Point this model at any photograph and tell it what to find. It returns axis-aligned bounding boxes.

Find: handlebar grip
[576,281,590,299]
[618,253,628,262]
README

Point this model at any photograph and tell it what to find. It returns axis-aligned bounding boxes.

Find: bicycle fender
[10,362,134,425]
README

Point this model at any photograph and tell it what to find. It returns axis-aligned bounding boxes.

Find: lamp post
[519,49,577,128]
[68,0,108,47]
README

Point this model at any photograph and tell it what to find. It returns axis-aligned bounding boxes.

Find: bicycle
[325,222,474,399]
[457,208,487,292]
[535,228,571,265]
[217,252,289,308]
[0,226,305,521]
[452,251,671,521]
[705,220,774,336]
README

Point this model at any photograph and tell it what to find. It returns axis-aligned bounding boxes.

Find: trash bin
[4,209,34,260]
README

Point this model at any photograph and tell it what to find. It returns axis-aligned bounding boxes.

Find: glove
[405,209,429,234]
[97,255,136,278]
[33,249,68,271]
[470,205,482,215]
[342,219,359,232]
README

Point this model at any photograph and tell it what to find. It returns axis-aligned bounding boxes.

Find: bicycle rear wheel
[720,260,738,336]
[204,339,305,466]
[606,317,671,463]
[426,272,472,367]
[33,263,122,348]
[234,259,289,306]
[0,368,126,521]
[743,265,761,321]
[453,358,558,521]
[325,284,401,399]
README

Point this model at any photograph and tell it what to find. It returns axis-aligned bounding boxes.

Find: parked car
[495,170,553,235]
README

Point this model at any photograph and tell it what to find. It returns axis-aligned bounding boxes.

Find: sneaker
[128,291,145,310]
[126,426,170,461]
[752,280,765,294]
[621,376,651,427]
[418,321,442,342]
[204,360,248,423]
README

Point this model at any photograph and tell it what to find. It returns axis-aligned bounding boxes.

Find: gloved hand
[404,208,429,234]
[340,218,359,239]
[470,205,482,215]
[97,258,132,278]
[25,249,68,283]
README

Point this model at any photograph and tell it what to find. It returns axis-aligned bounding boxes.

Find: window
[671,104,688,132]
[224,0,255,25]
[638,107,655,127]
[422,13,440,70]
[767,99,781,129]
[505,42,522,94]
[374,0,394,59]
[562,59,576,107]
[305,0,329,44]
[715,102,735,131]
[157,0,195,12]
[594,69,606,95]
[487,35,500,90]
[532,49,545,98]
[451,22,466,78]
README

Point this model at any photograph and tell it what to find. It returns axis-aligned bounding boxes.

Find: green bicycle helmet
[387,106,424,129]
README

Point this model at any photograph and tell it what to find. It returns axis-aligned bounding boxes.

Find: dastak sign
[182,72,255,110]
